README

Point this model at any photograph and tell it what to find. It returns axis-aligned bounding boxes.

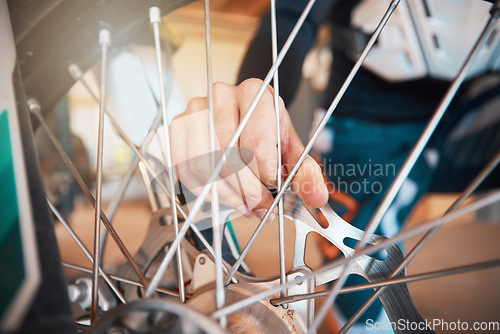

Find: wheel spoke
[270,258,500,306]
[270,0,288,304]
[144,0,319,296]
[26,1,500,329]
[202,0,226,325]
[312,3,500,332]
[61,262,178,297]
[47,199,127,304]
[212,190,500,318]
[28,98,149,288]
[148,6,185,302]
[225,0,401,287]
[71,51,235,295]
[97,113,164,261]
[339,149,500,333]
[138,161,160,211]
[98,155,140,263]
[68,63,227,277]
[91,28,111,323]
[69,63,162,263]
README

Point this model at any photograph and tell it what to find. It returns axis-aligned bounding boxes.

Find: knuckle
[239,78,264,93]
[186,97,207,113]
[213,81,230,92]
[213,81,232,101]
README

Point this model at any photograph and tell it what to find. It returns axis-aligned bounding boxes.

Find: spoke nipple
[149,7,162,24]
[99,28,111,47]
[27,97,41,114]
[269,298,279,307]
[68,64,83,81]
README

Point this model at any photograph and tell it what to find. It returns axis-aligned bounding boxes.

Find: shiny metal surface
[149,6,185,302]
[225,0,402,285]
[28,98,149,286]
[271,258,500,306]
[90,299,226,334]
[91,28,110,322]
[47,199,126,304]
[21,1,500,331]
[282,192,427,331]
[340,150,500,332]
[69,276,117,312]
[62,262,178,297]
[213,191,500,320]
[188,280,305,333]
[270,0,287,302]
[144,0,320,294]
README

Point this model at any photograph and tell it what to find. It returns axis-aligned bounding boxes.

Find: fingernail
[255,209,276,221]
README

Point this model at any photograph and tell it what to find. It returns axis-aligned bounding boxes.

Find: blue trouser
[321,96,500,323]
[321,116,431,322]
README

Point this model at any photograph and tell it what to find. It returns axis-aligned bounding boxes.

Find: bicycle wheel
[7,0,500,333]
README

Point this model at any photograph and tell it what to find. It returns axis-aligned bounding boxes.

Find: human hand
[170,79,328,219]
